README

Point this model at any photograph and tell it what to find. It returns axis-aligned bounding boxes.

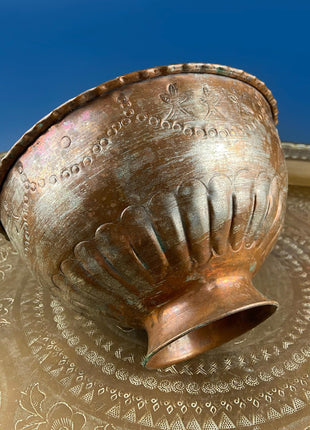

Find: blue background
[1,0,309,151]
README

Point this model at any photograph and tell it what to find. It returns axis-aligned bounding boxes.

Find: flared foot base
[143,276,278,369]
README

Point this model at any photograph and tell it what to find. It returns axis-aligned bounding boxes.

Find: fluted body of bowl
[0,64,287,368]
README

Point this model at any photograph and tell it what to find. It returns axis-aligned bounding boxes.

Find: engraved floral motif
[15,383,86,430]
[200,85,226,120]
[227,88,255,120]
[160,83,190,120]
[0,297,14,327]
[39,403,85,430]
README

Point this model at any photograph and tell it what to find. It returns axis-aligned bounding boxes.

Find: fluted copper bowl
[0,63,287,369]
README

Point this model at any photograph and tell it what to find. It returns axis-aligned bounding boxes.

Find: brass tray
[0,142,310,430]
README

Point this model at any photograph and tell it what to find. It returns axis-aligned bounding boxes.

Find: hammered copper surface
[0,181,309,429]
[0,64,288,368]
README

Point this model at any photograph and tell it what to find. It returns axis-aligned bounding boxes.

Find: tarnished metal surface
[0,180,309,429]
[0,64,287,368]
[0,69,287,368]
[0,63,279,186]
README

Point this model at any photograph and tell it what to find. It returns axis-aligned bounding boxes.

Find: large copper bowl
[0,63,287,368]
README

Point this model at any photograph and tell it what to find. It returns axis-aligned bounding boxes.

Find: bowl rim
[0,62,278,187]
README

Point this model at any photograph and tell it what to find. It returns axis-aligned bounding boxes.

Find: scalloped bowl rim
[0,62,278,189]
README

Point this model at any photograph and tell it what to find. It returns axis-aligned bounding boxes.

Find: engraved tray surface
[1,145,310,429]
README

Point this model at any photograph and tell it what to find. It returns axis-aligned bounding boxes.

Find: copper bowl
[0,63,287,369]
